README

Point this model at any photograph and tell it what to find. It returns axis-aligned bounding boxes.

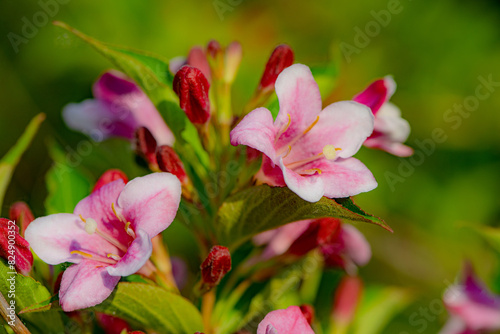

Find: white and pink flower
[231,64,377,202]
[257,305,315,334]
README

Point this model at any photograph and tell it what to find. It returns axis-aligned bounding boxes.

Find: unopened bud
[9,202,34,237]
[135,127,158,167]
[173,66,211,124]
[287,218,341,257]
[0,218,33,275]
[332,276,363,327]
[96,313,132,334]
[224,41,243,84]
[207,40,222,59]
[259,44,294,92]
[93,169,129,193]
[156,145,187,184]
[200,245,231,287]
[299,304,315,325]
[187,46,212,83]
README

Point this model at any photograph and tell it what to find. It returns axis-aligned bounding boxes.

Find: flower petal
[118,173,181,238]
[59,260,120,312]
[274,64,323,146]
[342,224,372,266]
[257,306,315,334]
[254,155,286,186]
[314,157,377,198]
[107,229,152,277]
[25,213,119,265]
[230,107,278,163]
[279,158,325,202]
[258,220,313,260]
[353,76,396,115]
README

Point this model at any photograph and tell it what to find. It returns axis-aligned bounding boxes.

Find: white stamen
[323,145,340,160]
[85,218,98,234]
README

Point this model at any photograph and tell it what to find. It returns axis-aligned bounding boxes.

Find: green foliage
[216,185,390,249]
[0,260,64,334]
[92,282,204,334]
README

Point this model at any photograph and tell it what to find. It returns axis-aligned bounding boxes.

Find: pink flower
[231,64,377,202]
[63,70,175,145]
[25,173,181,311]
[353,77,413,157]
[257,305,315,334]
[440,265,500,334]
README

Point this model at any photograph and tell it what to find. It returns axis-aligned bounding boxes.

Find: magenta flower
[353,77,413,157]
[25,173,181,311]
[231,64,377,202]
[63,70,175,145]
[440,265,500,334]
[257,305,315,334]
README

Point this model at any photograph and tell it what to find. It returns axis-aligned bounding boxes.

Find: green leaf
[310,59,340,98]
[216,185,390,249]
[0,260,64,334]
[471,225,500,254]
[351,286,413,334]
[92,282,204,334]
[0,113,44,209]
[44,140,93,214]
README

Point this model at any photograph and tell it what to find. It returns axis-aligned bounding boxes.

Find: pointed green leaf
[0,113,45,209]
[216,185,390,249]
[92,282,204,334]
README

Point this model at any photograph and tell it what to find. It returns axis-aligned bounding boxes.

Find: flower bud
[258,44,294,92]
[96,313,132,334]
[299,304,315,325]
[331,276,363,327]
[173,66,211,124]
[92,169,129,193]
[0,218,33,275]
[9,201,34,237]
[187,46,212,83]
[135,127,158,167]
[156,145,187,184]
[200,245,231,287]
[207,40,222,60]
[224,41,243,84]
[287,218,341,257]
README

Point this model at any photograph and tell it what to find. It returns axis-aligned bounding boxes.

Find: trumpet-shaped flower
[353,77,413,157]
[25,173,181,311]
[231,64,377,202]
[63,71,175,145]
[257,305,315,334]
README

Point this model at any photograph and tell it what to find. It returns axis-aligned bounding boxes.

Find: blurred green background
[1,0,500,332]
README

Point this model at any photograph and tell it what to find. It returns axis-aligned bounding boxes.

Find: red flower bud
[96,313,132,334]
[0,218,33,275]
[92,169,129,193]
[9,201,34,237]
[200,245,231,287]
[135,127,158,166]
[299,304,315,325]
[156,145,187,184]
[173,66,211,124]
[207,40,222,59]
[332,276,363,326]
[259,44,294,92]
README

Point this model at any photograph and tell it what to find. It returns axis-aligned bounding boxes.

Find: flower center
[276,114,342,175]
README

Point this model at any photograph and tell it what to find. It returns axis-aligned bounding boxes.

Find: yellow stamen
[71,250,93,258]
[111,202,125,223]
[302,168,322,175]
[124,222,136,238]
[107,253,121,261]
[303,115,320,135]
[79,214,86,223]
[282,145,292,159]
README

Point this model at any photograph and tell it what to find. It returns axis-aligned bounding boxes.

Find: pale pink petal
[230,108,278,163]
[257,306,315,334]
[59,260,120,312]
[258,220,313,260]
[274,64,323,146]
[107,229,152,277]
[187,46,211,82]
[313,157,377,199]
[279,158,325,202]
[342,224,372,266]
[25,213,119,265]
[74,179,131,246]
[353,76,396,115]
[118,173,181,238]
[287,101,374,162]
[169,56,187,74]
[439,316,468,334]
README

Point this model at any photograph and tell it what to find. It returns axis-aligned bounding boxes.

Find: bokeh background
[1,0,500,332]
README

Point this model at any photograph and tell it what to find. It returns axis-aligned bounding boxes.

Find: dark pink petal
[274,64,323,148]
[353,76,396,115]
[74,179,131,247]
[93,169,129,193]
[279,158,325,202]
[230,108,278,163]
[118,173,181,238]
[107,229,152,277]
[25,213,119,265]
[257,306,315,334]
[254,156,286,187]
[59,260,120,312]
